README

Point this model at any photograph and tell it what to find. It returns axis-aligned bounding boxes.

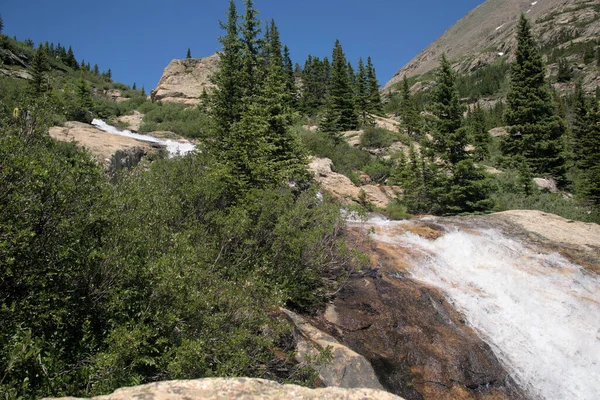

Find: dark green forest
[1,2,600,398]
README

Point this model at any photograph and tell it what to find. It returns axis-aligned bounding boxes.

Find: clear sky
[2,0,485,90]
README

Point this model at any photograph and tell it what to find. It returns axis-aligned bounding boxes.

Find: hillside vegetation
[1,1,600,399]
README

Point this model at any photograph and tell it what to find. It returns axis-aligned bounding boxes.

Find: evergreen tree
[186,48,192,59]
[347,61,356,94]
[355,58,370,125]
[107,68,112,80]
[468,104,491,161]
[132,82,137,91]
[0,14,3,34]
[93,64,99,75]
[399,76,421,136]
[366,57,383,115]
[502,14,566,180]
[141,85,146,97]
[426,53,468,166]
[320,39,357,137]
[240,0,262,99]
[66,46,78,69]
[209,0,243,148]
[71,74,93,122]
[29,44,50,96]
[556,57,572,82]
[282,45,297,109]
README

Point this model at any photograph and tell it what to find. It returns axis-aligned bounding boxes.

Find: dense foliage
[0,4,356,399]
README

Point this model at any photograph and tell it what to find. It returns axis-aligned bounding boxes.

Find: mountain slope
[385,0,599,90]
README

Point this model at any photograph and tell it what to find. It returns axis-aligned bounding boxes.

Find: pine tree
[240,0,262,99]
[282,45,297,109]
[556,58,572,82]
[399,76,421,136]
[186,48,192,59]
[366,57,383,115]
[426,53,468,166]
[141,85,146,97]
[355,58,370,125]
[73,74,93,122]
[468,104,491,161]
[66,46,78,69]
[0,14,3,34]
[210,0,243,148]
[29,44,50,96]
[502,14,566,180]
[132,82,137,91]
[107,68,112,80]
[320,39,357,137]
[93,64,99,75]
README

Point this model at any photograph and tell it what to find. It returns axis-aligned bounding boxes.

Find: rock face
[151,54,219,105]
[309,221,528,400]
[43,378,404,400]
[385,0,600,93]
[283,309,385,390]
[49,121,161,173]
[308,157,399,208]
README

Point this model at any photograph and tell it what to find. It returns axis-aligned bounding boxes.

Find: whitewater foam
[376,225,600,400]
[91,119,196,157]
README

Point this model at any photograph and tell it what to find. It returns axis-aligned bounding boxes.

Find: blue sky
[2,0,485,90]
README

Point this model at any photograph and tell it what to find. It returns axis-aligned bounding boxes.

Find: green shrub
[139,102,209,138]
[360,126,396,149]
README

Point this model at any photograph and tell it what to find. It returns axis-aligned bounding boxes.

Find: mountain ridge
[385,0,599,91]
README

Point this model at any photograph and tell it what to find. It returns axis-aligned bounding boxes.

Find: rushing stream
[91,119,196,156]
[362,217,600,400]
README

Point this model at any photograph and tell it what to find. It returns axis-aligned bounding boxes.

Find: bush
[139,102,209,138]
[1,112,352,398]
[360,126,397,149]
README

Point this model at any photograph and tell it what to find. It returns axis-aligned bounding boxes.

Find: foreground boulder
[44,378,404,400]
[283,309,385,390]
[151,54,219,105]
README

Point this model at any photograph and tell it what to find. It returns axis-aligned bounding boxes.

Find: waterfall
[367,218,600,400]
[91,119,196,157]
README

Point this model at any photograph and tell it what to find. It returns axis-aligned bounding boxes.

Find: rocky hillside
[385,0,600,92]
[151,54,219,105]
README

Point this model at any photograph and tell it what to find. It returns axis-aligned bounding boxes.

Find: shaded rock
[43,378,403,400]
[151,54,219,105]
[0,48,29,68]
[0,67,32,80]
[282,309,385,390]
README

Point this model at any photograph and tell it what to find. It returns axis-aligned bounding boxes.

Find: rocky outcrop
[385,0,600,93]
[49,121,161,172]
[43,378,404,400]
[116,110,144,132]
[308,157,399,208]
[151,54,219,105]
[283,309,385,390]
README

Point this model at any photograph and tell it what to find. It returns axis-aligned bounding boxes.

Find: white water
[368,219,600,400]
[91,119,196,157]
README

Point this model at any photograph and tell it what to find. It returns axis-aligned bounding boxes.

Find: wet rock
[308,227,528,400]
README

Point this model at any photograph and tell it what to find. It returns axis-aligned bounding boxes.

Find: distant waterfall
[91,119,196,157]
[366,218,600,400]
